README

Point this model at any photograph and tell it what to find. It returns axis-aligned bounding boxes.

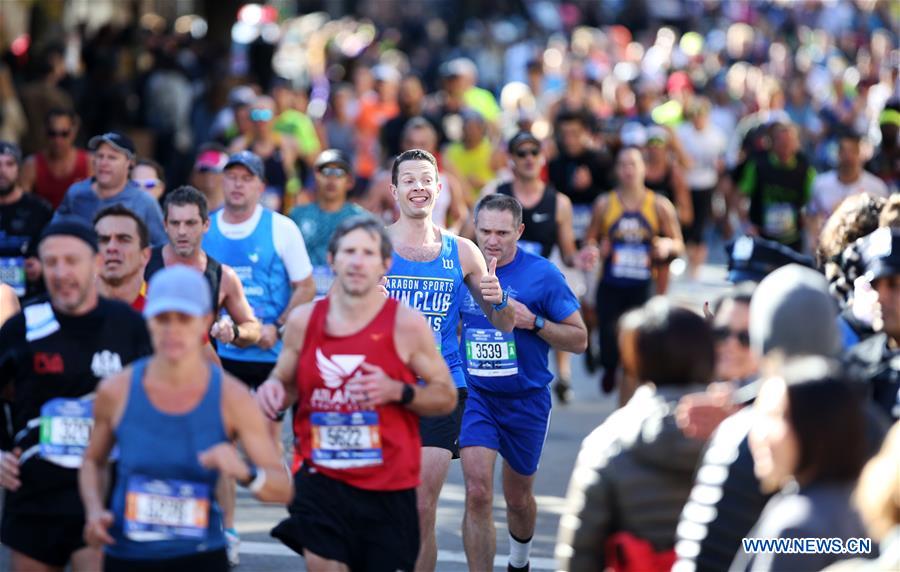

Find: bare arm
[255,304,313,418]
[556,193,579,266]
[654,195,686,260]
[19,156,36,192]
[221,266,261,347]
[459,237,515,332]
[80,372,128,547]
[395,306,456,416]
[280,277,315,324]
[510,303,587,353]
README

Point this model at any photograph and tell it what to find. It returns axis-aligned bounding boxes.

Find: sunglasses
[319,166,348,178]
[250,109,274,122]
[714,327,750,347]
[134,179,161,189]
[47,129,72,138]
[514,148,541,158]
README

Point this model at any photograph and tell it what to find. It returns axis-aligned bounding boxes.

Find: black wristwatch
[231,321,240,341]
[533,315,546,332]
[400,384,416,405]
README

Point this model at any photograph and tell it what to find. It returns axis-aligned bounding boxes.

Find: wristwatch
[231,321,240,342]
[492,288,509,312]
[400,383,416,405]
[533,316,546,332]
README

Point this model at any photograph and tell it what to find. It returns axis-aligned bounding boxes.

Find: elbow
[571,332,588,354]
[434,382,458,416]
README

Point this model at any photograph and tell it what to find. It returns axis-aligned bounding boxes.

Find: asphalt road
[0,257,731,571]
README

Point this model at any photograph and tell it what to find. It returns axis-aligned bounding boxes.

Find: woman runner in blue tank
[385,149,515,571]
[79,266,292,572]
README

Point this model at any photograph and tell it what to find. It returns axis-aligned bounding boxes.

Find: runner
[93,205,151,312]
[145,185,261,348]
[0,219,151,571]
[459,194,587,572]
[485,131,596,402]
[385,148,515,571]
[586,146,683,394]
[0,141,53,301]
[201,150,314,564]
[79,265,293,571]
[202,150,315,389]
[289,149,367,298]
[256,216,457,571]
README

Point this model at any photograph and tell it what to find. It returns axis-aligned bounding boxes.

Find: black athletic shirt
[497,182,558,258]
[0,192,53,300]
[0,298,151,516]
[144,245,223,312]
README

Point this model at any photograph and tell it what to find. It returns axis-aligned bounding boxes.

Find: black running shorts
[271,465,419,571]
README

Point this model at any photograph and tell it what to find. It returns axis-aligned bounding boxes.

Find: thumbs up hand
[480,256,503,305]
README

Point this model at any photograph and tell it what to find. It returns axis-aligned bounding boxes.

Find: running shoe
[226,527,240,567]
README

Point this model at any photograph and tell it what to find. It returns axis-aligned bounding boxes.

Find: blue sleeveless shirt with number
[107,359,227,559]
[386,231,466,388]
[600,191,659,288]
[203,208,291,362]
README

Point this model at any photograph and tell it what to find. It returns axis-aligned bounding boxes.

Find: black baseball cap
[314,149,352,172]
[726,235,814,283]
[507,131,541,153]
[224,150,266,181]
[88,132,136,159]
[0,141,22,164]
[39,217,99,252]
[859,227,900,282]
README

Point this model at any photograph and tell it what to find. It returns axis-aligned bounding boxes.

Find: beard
[0,181,15,196]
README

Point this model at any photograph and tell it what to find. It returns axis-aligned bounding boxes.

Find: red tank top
[294,297,420,491]
[35,150,90,209]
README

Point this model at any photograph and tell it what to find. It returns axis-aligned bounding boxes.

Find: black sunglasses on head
[319,166,348,177]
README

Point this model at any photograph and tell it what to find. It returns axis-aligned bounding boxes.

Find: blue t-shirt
[460,248,580,393]
[54,179,167,247]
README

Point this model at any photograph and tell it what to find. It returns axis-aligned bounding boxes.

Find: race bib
[40,398,93,468]
[124,476,210,541]
[311,411,383,469]
[465,328,518,377]
[763,202,797,239]
[610,243,651,280]
[518,240,543,257]
[0,256,25,297]
[312,265,335,299]
[572,205,593,241]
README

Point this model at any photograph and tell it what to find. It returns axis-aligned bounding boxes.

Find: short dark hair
[327,215,393,262]
[555,107,590,127]
[163,185,209,222]
[474,193,523,228]
[818,193,885,266]
[712,282,757,316]
[633,297,715,386]
[779,357,867,485]
[391,148,439,186]
[134,157,165,182]
[45,107,78,125]
[93,204,150,249]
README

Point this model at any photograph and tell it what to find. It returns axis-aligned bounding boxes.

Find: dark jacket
[845,332,900,420]
[556,383,708,572]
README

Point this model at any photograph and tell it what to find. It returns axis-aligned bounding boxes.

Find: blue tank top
[203,208,291,362]
[386,231,466,388]
[107,358,227,559]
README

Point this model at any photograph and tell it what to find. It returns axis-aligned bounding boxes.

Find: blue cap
[225,150,266,181]
[88,132,136,158]
[144,266,212,319]
[0,141,22,164]
[860,227,900,282]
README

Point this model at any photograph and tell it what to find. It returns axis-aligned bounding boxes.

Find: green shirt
[274,110,321,157]
[289,201,366,266]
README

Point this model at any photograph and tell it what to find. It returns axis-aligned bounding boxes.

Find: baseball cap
[224,150,265,181]
[859,227,900,282]
[646,125,669,144]
[194,149,229,173]
[314,149,352,172]
[39,217,99,252]
[726,235,814,283]
[507,131,541,153]
[440,58,477,79]
[88,132,136,159]
[0,141,22,164]
[228,85,257,108]
[144,265,212,319]
[620,122,648,147]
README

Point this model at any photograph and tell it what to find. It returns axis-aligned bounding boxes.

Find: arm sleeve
[273,214,313,282]
[542,265,581,323]
[556,442,612,572]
